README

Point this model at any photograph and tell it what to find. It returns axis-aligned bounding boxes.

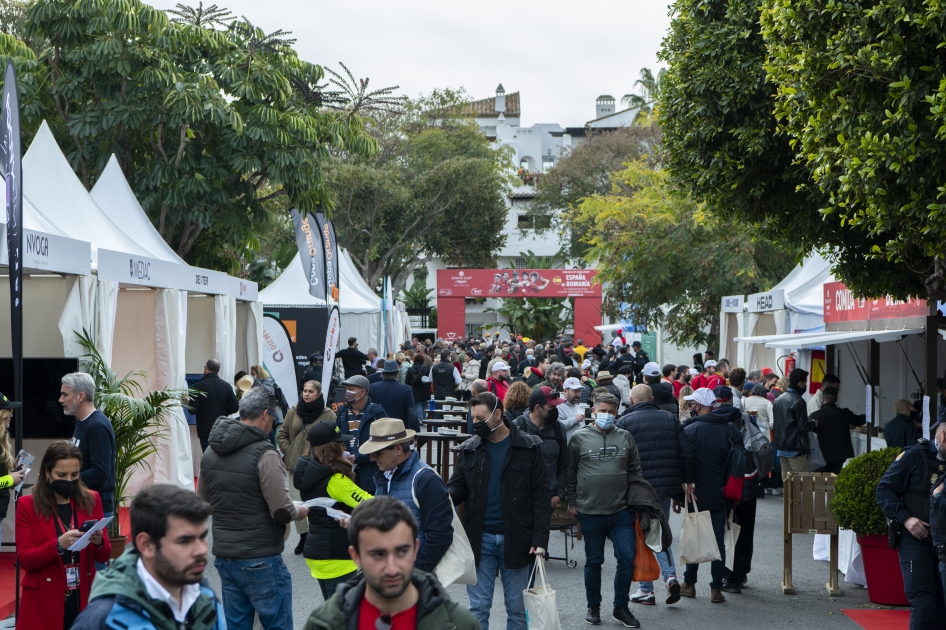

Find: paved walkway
[204,493,881,629]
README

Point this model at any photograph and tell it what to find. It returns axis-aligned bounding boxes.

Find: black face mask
[473,420,494,439]
[547,407,559,423]
[50,479,75,499]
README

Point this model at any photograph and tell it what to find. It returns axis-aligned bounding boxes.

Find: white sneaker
[764,488,773,495]
[630,589,655,605]
[772,488,783,495]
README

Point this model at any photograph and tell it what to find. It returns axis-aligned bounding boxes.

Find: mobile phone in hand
[80,520,98,533]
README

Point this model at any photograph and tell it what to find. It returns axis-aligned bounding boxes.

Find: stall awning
[736,328,922,348]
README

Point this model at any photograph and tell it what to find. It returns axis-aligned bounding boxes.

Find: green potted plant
[829,446,907,605]
[76,331,191,558]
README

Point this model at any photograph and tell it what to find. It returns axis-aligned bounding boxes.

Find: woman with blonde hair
[293,422,372,599]
[678,386,694,423]
[278,380,336,554]
[502,380,532,423]
[0,398,26,541]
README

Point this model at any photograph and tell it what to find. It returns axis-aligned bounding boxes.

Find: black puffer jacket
[405,363,431,402]
[293,456,354,561]
[617,401,695,499]
[649,381,679,416]
[683,407,740,511]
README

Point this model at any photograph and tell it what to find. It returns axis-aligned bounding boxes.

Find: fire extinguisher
[782,352,796,376]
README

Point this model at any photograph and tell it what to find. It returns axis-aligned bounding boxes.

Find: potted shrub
[76,331,191,558]
[829,446,907,606]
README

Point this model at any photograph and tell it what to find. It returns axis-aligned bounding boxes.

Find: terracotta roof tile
[462,92,520,118]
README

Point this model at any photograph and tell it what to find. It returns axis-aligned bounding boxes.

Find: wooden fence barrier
[783,472,840,596]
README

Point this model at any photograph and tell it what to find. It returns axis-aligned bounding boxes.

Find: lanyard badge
[64,563,80,592]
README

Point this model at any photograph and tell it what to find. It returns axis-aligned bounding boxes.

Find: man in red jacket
[487,362,511,401]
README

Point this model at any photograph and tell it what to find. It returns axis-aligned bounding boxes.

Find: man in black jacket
[190,359,239,452]
[369,360,420,432]
[448,392,551,630]
[773,369,816,480]
[810,386,866,474]
[630,341,650,385]
[642,362,678,416]
[405,355,431,421]
[336,337,369,379]
[618,384,694,606]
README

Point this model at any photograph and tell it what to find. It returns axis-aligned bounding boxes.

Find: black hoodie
[649,381,679,416]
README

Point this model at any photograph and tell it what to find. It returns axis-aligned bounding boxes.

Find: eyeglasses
[376,614,392,630]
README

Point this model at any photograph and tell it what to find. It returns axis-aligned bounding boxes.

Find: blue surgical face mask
[594,412,615,431]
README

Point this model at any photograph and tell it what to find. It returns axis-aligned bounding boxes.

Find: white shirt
[807,388,823,415]
[558,401,583,443]
[136,558,202,623]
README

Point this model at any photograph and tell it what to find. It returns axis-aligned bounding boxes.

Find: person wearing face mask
[566,393,667,629]
[514,387,568,513]
[198,387,310,630]
[15,440,111,630]
[334,375,387,493]
[876,417,946,629]
[448,392,551,630]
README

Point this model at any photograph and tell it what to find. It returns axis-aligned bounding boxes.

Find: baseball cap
[491,361,510,372]
[683,388,716,406]
[689,368,700,377]
[563,377,583,391]
[714,386,733,402]
[761,367,773,375]
[308,352,324,362]
[307,422,353,447]
[642,362,661,377]
[529,386,565,407]
[704,360,718,368]
[0,392,21,409]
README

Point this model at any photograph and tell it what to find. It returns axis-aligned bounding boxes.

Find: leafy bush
[830,447,901,535]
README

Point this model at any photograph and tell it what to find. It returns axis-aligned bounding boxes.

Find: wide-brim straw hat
[358,418,417,454]
[236,375,255,392]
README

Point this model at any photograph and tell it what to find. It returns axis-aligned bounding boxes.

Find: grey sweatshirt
[566,424,642,515]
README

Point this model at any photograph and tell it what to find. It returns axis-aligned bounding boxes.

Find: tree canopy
[327,90,512,295]
[659,0,922,299]
[577,160,797,348]
[0,0,378,274]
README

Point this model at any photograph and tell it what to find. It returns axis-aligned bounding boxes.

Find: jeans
[467,533,532,630]
[415,402,427,423]
[318,571,357,602]
[214,555,294,630]
[898,534,946,630]
[577,509,637,609]
[639,497,676,592]
[200,436,210,452]
[94,511,114,572]
[683,508,726,589]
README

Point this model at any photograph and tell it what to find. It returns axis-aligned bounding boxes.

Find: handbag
[523,555,562,630]
[632,517,660,582]
[411,468,477,586]
[723,510,742,571]
[808,431,827,472]
[677,497,721,565]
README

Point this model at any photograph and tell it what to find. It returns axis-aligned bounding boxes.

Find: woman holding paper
[0,402,27,543]
[294,421,373,600]
[16,440,111,629]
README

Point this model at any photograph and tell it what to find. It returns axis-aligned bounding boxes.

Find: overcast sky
[150,0,673,127]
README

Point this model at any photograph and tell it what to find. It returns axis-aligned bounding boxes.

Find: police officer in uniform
[930,419,946,605]
[876,417,946,629]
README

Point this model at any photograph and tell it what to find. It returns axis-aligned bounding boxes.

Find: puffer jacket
[461,359,480,389]
[772,385,814,452]
[302,572,479,630]
[277,403,336,473]
[617,401,695,499]
[683,407,740,511]
[405,363,431,402]
[514,410,567,500]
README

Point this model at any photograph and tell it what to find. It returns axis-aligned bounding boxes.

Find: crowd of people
[4,330,946,629]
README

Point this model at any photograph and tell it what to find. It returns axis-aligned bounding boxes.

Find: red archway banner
[436,269,602,344]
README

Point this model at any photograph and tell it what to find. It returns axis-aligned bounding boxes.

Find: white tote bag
[412,469,477,586]
[524,556,562,630]
[723,510,742,571]
[678,497,721,565]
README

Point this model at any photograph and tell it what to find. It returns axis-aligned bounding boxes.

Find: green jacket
[302,571,480,630]
[71,549,224,630]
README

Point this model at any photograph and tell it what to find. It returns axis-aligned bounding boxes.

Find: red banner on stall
[436,269,601,298]
[823,282,927,323]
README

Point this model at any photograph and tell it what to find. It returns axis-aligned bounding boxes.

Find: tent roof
[91,155,185,264]
[770,252,835,316]
[259,249,382,313]
[23,121,152,266]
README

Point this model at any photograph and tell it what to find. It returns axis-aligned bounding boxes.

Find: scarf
[296,394,325,424]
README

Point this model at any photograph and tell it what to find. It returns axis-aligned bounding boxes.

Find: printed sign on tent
[262,314,299,408]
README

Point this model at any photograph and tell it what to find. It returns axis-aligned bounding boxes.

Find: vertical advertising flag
[261,314,299,408]
[322,306,341,391]
[1,60,22,454]
[290,208,326,301]
[315,212,338,303]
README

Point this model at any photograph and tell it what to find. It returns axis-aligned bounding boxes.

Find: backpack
[741,413,774,478]
[723,424,758,502]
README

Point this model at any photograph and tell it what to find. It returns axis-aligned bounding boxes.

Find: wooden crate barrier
[783,472,840,596]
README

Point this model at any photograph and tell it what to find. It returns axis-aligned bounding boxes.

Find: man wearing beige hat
[359,418,454,574]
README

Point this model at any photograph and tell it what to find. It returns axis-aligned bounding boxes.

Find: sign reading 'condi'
[436,269,601,298]
[823,281,928,323]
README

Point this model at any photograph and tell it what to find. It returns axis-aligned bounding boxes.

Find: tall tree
[621,67,665,120]
[4,0,377,274]
[528,123,663,262]
[659,0,916,299]
[576,160,797,348]
[327,89,512,295]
